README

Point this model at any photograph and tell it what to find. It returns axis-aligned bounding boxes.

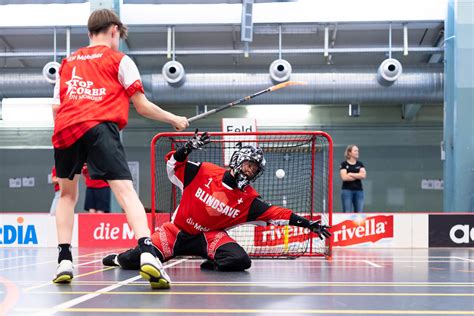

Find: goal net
[150,131,332,257]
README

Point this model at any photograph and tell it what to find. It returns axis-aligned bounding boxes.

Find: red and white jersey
[52,45,144,148]
[165,151,293,235]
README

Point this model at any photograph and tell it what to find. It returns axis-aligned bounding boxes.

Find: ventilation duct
[377,58,403,86]
[42,61,60,84]
[147,65,442,105]
[0,65,443,105]
[0,70,53,99]
[269,59,292,83]
[162,60,186,86]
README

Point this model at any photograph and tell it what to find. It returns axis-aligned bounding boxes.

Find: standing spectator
[340,145,366,213]
[82,164,111,213]
[49,166,60,216]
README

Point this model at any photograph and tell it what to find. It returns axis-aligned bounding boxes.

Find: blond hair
[88,9,128,39]
[344,144,357,160]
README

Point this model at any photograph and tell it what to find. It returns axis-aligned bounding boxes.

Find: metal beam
[0,46,444,58]
[402,104,422,121]
[0,36,27,67]
[428,30,444,63]
[443,0,474,212]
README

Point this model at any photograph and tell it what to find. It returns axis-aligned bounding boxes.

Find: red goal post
[150,131,333,258]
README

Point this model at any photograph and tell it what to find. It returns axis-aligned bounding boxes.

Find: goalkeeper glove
[185,129,210,151]
[309,220,332,240]
[174,129,211,161]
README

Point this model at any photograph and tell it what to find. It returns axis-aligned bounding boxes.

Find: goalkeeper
[102,130,331,288]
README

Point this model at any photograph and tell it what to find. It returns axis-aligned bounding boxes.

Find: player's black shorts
[54,122,132,181]
[84,187,111,212]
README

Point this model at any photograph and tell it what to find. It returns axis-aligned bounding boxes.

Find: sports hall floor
[1,248,473,315]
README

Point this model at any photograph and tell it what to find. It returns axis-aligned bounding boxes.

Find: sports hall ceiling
[0,1,444,71]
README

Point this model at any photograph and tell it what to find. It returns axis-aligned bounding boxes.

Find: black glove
[174,129,211,162]
[185,129,210,151]
[309,220,332,240]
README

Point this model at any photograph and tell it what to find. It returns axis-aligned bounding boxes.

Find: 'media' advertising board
[0,214,75,247]
[0,216,38,245]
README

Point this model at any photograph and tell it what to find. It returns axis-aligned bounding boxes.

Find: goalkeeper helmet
[229,144,266,190]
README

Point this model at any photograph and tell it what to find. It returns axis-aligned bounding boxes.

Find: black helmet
[229,145,266,190]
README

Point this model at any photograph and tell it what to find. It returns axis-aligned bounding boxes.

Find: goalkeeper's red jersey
[165,151,293,235]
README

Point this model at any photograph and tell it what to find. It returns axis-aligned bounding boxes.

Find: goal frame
[150,131,333,258]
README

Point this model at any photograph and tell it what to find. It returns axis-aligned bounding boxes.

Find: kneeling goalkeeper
[103,130,331,289]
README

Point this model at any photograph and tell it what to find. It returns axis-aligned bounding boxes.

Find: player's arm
[52,76,60,119]
[165,129,211,190]
[349,167,366,180]
[131,92,188,131]
[340,169,357,181]
[118,54,188,131]
[248,198,331,240]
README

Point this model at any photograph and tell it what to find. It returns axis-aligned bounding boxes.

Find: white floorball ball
[275,169,285,179]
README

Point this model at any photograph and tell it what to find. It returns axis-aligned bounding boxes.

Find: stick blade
[270,81,308,91]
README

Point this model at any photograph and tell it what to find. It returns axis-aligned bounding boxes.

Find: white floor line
[358,260,466,263]
[266,260,474,263]
[452,257,474,263]
[76,259,102,267]
[185,258,472,262]
[0,249,121,271]
[34,258,188,316]
[0,259,59,271]
[20,280,474,285]
[168,281,474,285]
[0,256,27,262]
[360,260,383,268]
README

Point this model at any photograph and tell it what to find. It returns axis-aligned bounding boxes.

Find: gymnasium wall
[0,104,443,213]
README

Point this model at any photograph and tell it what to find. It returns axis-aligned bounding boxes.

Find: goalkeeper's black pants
[115,230,251,272]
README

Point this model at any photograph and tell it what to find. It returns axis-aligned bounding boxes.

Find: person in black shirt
[339,145,366,212]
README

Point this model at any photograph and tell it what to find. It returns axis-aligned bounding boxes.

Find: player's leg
[103,246,141,270]
[107,180,151,239]
[214,242,251,271]
[103,222,180,271]
[84,122,166,288]
[103,222,181,289]
[353,190,364,213]
[53,175,80,283]
[202,231,251,272]
[341,189,352,213]
[95,187,111,214]
[84,187,96,213]
[53,141,84,284]
[49,191,60,216]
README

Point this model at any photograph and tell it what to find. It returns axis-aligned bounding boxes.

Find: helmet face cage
[229,145,266,190]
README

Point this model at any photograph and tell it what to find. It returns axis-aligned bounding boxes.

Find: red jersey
[52,45,144,149]
[82,165,109,189]
[51,167,59,192]
[165,151,293,235]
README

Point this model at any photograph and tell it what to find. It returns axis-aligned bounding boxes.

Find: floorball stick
[188,81,307,123]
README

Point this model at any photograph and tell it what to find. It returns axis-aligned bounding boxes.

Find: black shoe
[200,259,217,271]
[102,254,119,267]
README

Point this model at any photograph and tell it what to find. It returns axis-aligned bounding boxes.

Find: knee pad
[215,243,251,271]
